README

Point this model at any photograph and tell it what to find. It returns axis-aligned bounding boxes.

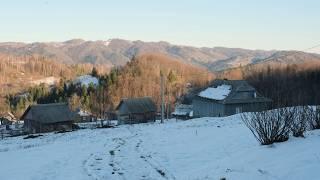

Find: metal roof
[21,103,74,124]
[197,80,272,104]
[116,97,157,114]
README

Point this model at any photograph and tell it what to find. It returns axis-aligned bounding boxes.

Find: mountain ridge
[0,39,319,71]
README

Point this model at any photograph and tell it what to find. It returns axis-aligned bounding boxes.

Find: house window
[236,107,242,114]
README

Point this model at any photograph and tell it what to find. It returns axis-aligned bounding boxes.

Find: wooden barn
[21,103,75,133]
[116,97,157,125]
[193,80,272,117]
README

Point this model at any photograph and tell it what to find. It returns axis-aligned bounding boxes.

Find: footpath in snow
[0,115,319,180]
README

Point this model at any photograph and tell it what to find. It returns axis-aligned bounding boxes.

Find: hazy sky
[1,0,320,52]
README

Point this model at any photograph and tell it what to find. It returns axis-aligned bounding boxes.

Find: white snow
[172,104,193,116]
[199,84,231,100]
[0,115,319,180]
[103,39,111,47]
[189,110,193,117]
[31,76,58,86]
[73,75,99,87]
[77,110,91,116]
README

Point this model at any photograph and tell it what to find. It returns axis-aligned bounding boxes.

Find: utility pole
[166,85,170,120]
[160,72,164,123]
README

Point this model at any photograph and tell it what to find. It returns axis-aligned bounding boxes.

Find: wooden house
[193,80,272,117]
[116,97,157,125]
[21,103,75,133]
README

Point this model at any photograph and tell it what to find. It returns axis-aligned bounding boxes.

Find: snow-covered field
[0,115,319,180]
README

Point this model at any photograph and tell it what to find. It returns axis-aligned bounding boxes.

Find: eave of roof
[116,97,157,114]
[21,103,73,123]
[196,95,272,104]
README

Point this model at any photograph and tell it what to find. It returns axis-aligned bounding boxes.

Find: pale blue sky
[1,0,320,51]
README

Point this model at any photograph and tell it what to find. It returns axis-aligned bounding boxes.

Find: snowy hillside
[73,75,99,87]
[31,76,58,86]
[0,115,319,180]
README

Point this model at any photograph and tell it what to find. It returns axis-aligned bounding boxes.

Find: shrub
[309,106,320,130]
[241,108,294,145]
[291,106,312,137]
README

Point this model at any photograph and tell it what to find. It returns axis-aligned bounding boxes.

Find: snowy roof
[196,80,272,104]
[172,104,193,116]
[198,85,231,100]
[73,75,99,87]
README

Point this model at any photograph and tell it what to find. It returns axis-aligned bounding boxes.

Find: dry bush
[309,106,320,130]
[241,108,294,145]
[291,106,312,137]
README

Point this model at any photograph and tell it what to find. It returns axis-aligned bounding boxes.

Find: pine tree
[91,67,98,77]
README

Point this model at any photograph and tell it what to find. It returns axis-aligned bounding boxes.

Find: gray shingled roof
[116,97,157,114]
[198,80,272,104]
[21,103,74,124]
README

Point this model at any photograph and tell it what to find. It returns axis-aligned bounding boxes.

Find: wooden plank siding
[193,97,225,117]
[116,97,157,125]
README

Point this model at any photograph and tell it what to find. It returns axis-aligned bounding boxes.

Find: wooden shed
[116,97,157,125]
[0,112,16,125]
[21,103,75,133]
[172,104,193,120]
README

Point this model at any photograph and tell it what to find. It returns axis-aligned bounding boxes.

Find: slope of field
[0,115,319,180]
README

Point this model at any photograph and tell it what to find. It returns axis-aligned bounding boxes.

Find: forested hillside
[3,50,319,117]
[3,53,213,118]
[216,61,320,107]
[71,53,214,117]
[244,63,320,107]
[0,53,109,114]
[105,53,214,109]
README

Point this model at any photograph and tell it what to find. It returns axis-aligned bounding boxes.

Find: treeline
[6,53,213,118]
[244,64,320,107]
[0,53,110,86]
[105,53,213,110]
[0,53,95,82]
[6,79,92,117]
[0,53,110,114]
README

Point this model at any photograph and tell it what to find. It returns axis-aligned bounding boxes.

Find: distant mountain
[1,39,320,71]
